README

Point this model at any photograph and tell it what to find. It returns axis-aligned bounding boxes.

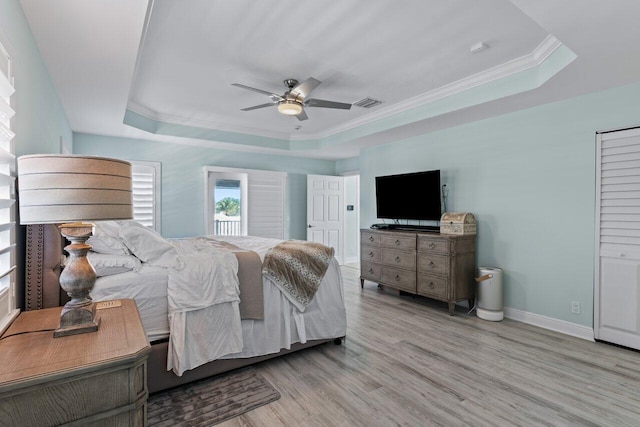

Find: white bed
[90,234,347,361]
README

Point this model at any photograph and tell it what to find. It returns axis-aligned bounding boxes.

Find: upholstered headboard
[24,224,66,310]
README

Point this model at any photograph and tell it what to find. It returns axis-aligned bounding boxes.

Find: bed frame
[24,224,337,393]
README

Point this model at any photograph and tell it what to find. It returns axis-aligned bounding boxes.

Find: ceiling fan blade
[290,78,321,101]
[296,109,309,121]
[232,83,283,100]
[305,98,352,110]
[241,102,277,111]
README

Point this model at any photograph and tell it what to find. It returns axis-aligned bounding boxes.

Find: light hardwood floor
[221,265,640,426]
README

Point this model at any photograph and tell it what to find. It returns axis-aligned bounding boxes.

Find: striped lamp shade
[17,155,133,224]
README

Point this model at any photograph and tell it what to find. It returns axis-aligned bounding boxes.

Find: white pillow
[87,221,130,255]
[87,251,141,277]
[119,220,183,269]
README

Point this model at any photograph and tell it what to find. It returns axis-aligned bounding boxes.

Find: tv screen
[376,170,441,220]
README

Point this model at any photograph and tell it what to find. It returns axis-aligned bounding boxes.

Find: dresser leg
[448,302,455,316]
[360,278,364,289]
[468,299,474,309]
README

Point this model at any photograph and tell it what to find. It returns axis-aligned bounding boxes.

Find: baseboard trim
[504,306,594,342]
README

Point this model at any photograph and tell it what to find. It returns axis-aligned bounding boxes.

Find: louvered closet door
[595,128,640,349]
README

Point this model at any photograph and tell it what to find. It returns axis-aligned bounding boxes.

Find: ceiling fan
[231,77,352,121]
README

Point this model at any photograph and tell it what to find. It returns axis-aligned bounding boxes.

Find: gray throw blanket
[262,240,334,312]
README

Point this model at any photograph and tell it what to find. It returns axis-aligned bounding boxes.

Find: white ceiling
[18,0,640,159]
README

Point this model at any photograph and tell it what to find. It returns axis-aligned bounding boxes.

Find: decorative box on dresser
[361,229,476,315]
[0,299,150,427]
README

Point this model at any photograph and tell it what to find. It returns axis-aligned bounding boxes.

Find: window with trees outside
[205,166,286,239]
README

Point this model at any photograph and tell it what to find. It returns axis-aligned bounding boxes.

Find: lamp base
[54,302,101,338]
[54,222,99,338]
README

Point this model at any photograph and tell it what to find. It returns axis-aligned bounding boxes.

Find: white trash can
[476,267,504,321]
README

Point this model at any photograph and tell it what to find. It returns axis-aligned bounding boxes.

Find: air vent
[353,97,383,109]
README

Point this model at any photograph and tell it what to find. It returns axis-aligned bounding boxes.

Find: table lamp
[17,155,132,337]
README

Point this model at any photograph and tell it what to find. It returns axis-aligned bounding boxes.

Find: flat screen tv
[376,170,441,220]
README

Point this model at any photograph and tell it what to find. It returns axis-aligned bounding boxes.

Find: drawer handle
[369,252,374,257]
[429,261,435,268]
[369,236,374,242]
[368,268,374,274]
[395,256,401,263]
[395,239,400,245]
[395,274,401,281]
[429,281,435,289]
[428,242,435,249]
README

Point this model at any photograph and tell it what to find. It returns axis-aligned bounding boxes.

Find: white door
[595,128,640,349]
[307,174,344,264]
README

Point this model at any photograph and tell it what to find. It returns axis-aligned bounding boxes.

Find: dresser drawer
[381,267,416,292]
[417,274,448,299]
[418,236,449,254]
[381,249,416,270]
[361,245,382,263]
[361,261,381,282]
[417,253,449,276]
[361,231,382,246]
[381,234,415,251]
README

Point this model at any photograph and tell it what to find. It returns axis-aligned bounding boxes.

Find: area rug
[147,368,281,426]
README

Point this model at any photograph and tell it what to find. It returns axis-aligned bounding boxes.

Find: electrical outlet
[571,301,581,314]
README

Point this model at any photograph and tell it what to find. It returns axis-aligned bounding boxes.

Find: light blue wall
[0,0,72,155]
[359,81,640,327]
[344,175,359,262]
[73,133,336,239]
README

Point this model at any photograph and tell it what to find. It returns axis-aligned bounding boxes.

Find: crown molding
[126,101,293,140]
[127,35,562,144]
[291,34,563,141]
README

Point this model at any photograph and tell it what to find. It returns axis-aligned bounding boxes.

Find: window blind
[0,40,17,333]
[247,172,286,239]
[131,162,161,231]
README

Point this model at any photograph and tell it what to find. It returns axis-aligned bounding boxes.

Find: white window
[204,166,286,239]
[0,38,17,334]
[130,161,161,232]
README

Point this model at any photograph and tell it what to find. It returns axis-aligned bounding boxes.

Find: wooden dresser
[360,229,476,315]
[0,299,150,426]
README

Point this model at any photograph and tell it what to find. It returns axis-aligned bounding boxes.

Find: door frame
[203,166,249,236]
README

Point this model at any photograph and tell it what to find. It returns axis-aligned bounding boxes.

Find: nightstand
[0,299,150,426]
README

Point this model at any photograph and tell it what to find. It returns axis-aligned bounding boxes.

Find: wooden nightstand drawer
[417,253,449,276]
[361,245,382,263]
[381,267,416,292]
[381,234,415,251]
[381,249,416,270]
[361,261,381,282]
[361,231,382,246]
[418,274,448,299]
[0,300,150,427]
[418,236,449,253]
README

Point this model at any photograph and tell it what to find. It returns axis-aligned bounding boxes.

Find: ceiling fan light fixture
[277,100,303,116]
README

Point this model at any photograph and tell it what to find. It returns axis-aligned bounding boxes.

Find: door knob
[308,224,313,228]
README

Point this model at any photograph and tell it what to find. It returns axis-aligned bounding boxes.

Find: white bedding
[90,235,347,371]
[90,265,170,342]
